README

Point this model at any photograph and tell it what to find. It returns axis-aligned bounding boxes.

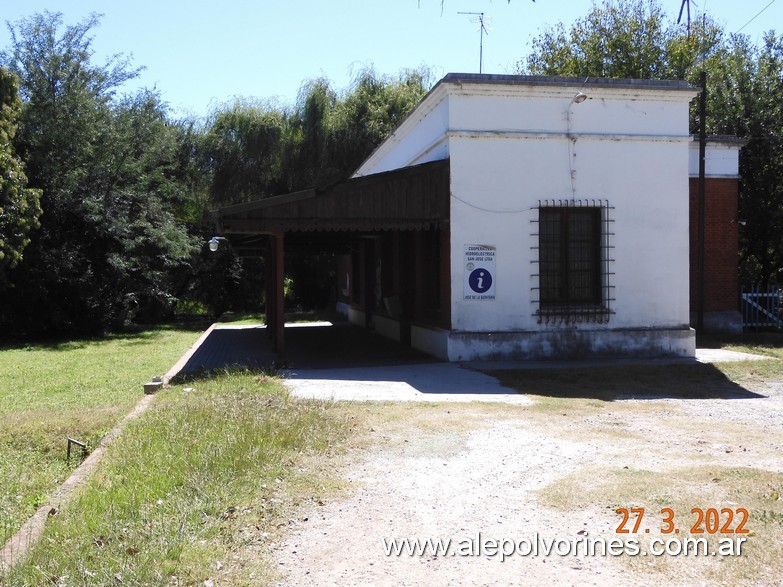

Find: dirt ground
[272,371,783,587]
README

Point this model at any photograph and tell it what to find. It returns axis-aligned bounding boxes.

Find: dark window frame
[533,200,615,324]
[539,207,602,305]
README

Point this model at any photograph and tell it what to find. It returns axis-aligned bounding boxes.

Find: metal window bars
[531,199,615,325]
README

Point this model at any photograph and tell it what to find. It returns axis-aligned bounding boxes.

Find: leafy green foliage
[0,13,200,334]
[0,11,430,329]
[206,67,431,205]
[705,33,783,285]
[520,0,727,82]
[205,100,288,206]
[519,0,783,285]
[522,0,674,78]
[0,67,41,279]
[327,68,431,183]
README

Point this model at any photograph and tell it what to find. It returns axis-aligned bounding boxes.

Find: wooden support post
[265,239,273,336]
[274,231,285,358]
[363,239,375,329]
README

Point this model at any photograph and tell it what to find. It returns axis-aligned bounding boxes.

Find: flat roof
[437,73,698,92]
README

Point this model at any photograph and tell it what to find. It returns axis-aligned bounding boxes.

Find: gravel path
[274,360,783,586]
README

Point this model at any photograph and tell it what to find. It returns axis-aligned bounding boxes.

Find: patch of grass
[0,327,201,547]
[700,332,783,381]
[536,465,783,586]
[216,312,266,325]
[700,332,783,358]
[4,372,356,585]
[714,358,783,384]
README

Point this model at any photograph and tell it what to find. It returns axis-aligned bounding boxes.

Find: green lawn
[3,329,781,584]
[0,328,202,548]
[4,372,352,585]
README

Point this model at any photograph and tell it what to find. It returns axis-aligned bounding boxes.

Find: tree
[519,0,727,80]
[328,68,431,181]
[285,68,430,193]
[0,12,198,334]
[0,66,41,282]
[519,0,783,286]
[708,33,783,285]
[205,67,430,204]
[205,100,288,206]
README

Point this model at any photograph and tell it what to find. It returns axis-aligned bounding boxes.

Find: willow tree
[205,100,288,206]
[328,68,431,179]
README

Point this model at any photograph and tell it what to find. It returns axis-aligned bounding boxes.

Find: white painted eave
[353,74,700,178]
[353,84,448,177]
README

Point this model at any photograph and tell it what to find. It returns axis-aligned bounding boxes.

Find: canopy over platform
[212,159,449,238]
[209,159,451,360]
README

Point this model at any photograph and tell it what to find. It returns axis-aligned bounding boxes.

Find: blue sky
[1,0,780,118]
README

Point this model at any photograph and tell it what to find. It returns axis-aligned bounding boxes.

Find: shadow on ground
[488,363,766,401]
[172,321,767,402]
[176,320,437,378]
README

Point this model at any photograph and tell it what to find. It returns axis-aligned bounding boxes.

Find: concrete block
[144,381,163,395]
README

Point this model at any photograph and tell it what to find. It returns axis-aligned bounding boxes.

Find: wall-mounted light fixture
[571,91,588,104]
[208,236,228,252]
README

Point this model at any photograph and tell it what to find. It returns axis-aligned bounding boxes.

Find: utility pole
[697,70,707,333]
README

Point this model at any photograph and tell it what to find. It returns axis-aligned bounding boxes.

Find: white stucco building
[355,74,697,360]
[215,74,742,361]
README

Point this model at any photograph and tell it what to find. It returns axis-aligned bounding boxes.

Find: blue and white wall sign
[464,245,496,300]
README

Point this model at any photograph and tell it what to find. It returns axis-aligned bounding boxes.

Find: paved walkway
[174,321,436,376]
[170,320,773,402]
[174,325,276,374]
[284,362,533,404]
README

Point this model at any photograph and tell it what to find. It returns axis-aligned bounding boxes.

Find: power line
[736,0,777,34]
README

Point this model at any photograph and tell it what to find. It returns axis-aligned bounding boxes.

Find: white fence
[742,285,783,330]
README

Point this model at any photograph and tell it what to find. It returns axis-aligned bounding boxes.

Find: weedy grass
[701,332,783,382]
[3,372,354,586]
[536,465,783,586]
[0,328,201,549]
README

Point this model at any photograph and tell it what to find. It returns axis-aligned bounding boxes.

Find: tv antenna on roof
[677,0,698,37]
[458,11,491,73]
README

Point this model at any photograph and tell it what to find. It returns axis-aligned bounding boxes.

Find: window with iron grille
[533,200,614,324]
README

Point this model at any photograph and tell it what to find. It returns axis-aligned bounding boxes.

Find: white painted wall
[689,140,743,178]
[354,76,702,359]
[354,86,451,176]
[446,83,696,335]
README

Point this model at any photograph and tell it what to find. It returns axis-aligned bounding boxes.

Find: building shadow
[487,362,766,402]
[173,320,437,379]
[172,320,767,402]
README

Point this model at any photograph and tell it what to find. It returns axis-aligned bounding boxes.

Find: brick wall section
[689,178,740,312]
